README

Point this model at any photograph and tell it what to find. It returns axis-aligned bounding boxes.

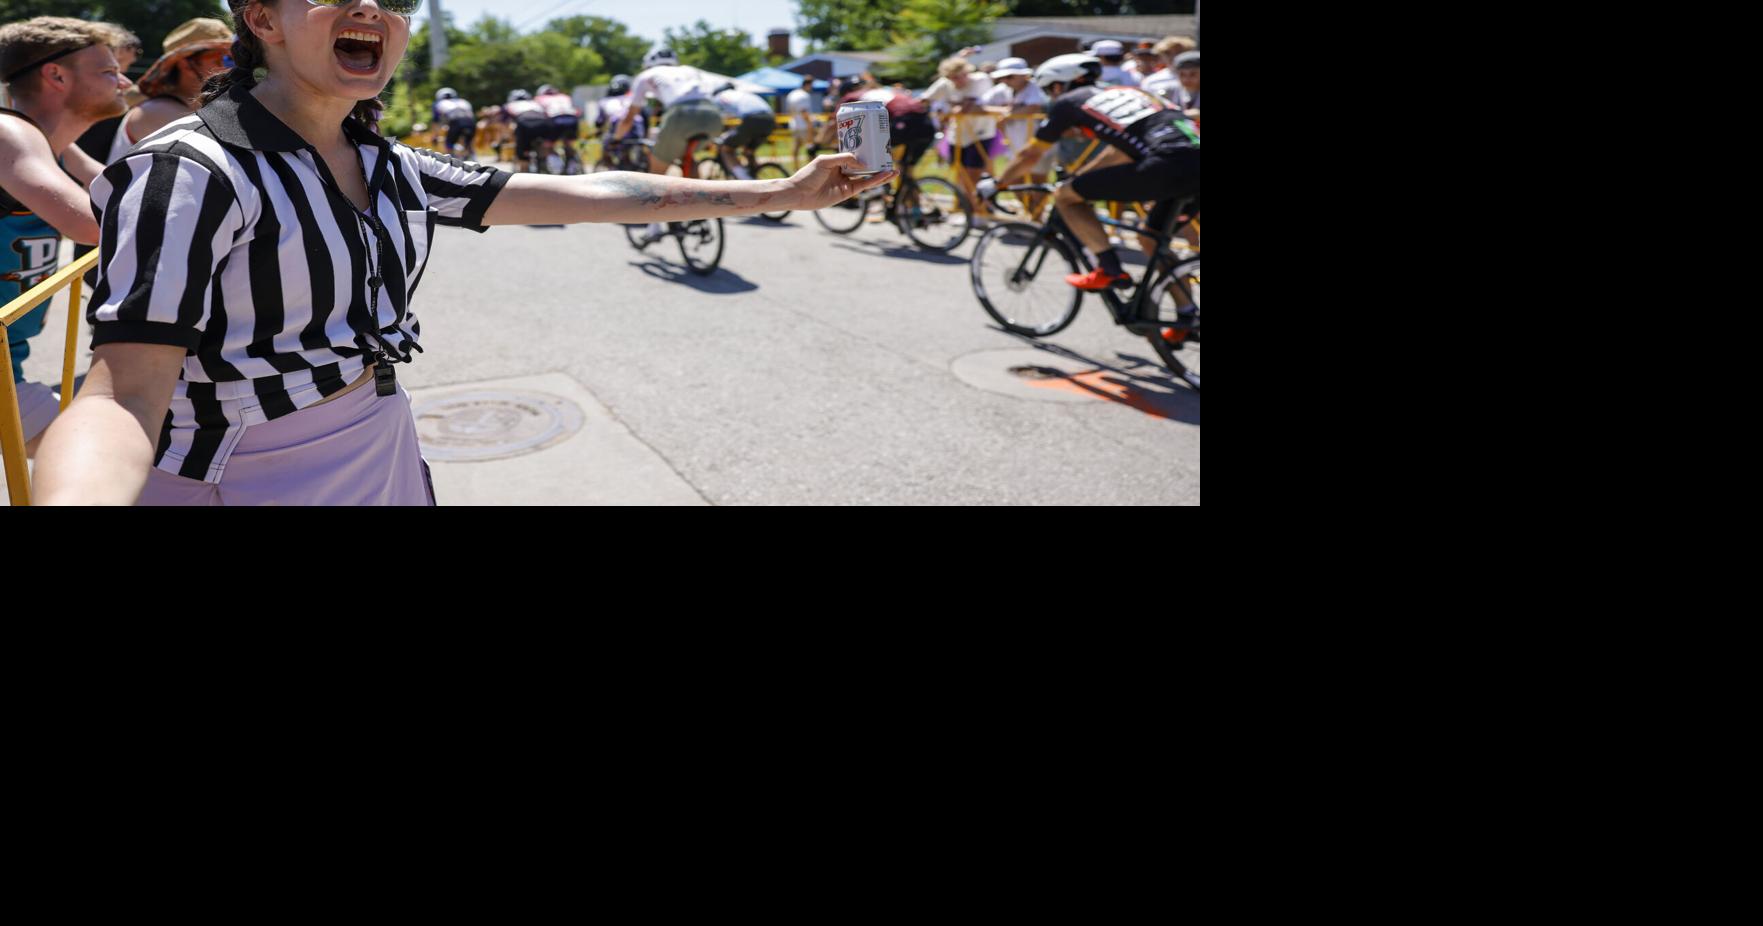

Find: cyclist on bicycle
[596,74,646,167]
[503,89,548,172]
[713,84,776,180]
[979,54,1200,292]
[613,49,722,174]
[536,83,583,173]
[433,87,476,159]
[613,48,726,241]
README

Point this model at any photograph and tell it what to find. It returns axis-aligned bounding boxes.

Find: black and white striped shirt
[86,83,510,483]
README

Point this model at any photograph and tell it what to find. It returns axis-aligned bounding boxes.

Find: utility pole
[430,0,450,70]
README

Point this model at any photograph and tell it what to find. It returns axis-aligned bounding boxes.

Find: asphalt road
[17,201,1200,505]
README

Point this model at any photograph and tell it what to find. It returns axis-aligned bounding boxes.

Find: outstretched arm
[484,153,894,226]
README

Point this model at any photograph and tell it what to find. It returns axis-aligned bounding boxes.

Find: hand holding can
[836,101,894,177]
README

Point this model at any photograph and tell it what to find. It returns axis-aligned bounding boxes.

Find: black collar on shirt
[199,81,390,155]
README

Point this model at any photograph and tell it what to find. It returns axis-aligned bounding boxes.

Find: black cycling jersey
[1033,85,1200,160]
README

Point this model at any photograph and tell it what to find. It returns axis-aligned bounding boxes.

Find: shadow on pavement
[828,239,970,266]
[734,217,796,229]
[992,327,1200,424]
[629,259,760,294]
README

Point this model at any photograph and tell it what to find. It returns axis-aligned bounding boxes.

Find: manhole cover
[411,390,585,462]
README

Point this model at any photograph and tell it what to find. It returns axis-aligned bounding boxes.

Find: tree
[0,0,228,57]
[423,28,601,109]
[546,15,650,79]
[663,20,762,77]
[1005,1,1194,13]
[795,0,893,53]
[896,0,1005,64]
[400,16,471,90]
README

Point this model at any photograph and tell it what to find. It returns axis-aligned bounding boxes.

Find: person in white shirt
[614,49,723,176]
[1139,36,1195,103]
[614,48,728,242]
[1168,50,1200,122]
[784,76,815,168]
[979,57,1044,154]
[713,85,775,179]
[1124,41,1159,83]
[979,57,1050,218]
[919,56,996,209]
[1090,40,1139,86]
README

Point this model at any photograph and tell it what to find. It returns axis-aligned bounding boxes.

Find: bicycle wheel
[898,176,973,253]
[625,223,651,251]
[677,218,724,275]
[756,163,791,221]
[1145,256,1200,390]
[814,188,876,234]
[970,222,1083,337]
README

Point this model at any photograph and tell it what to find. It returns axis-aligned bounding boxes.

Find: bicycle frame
[1017,207,1185,330]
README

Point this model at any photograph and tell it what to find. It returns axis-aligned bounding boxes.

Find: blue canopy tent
[736,67,830,95]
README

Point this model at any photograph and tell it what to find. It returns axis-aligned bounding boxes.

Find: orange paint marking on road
[1025,369,1185,420]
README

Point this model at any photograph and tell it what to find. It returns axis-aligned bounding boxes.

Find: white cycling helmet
[508,89,531,103]
[436,87,457,100]
[643,47,679,69]
[1033,54,1102,90]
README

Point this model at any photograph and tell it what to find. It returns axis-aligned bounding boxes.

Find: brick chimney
[768,29,792,58]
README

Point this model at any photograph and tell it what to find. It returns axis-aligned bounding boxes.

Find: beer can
[835,101,893,177]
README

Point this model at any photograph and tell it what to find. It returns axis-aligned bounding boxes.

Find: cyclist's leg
[1058,160,1150,286]
[650,104,688,174]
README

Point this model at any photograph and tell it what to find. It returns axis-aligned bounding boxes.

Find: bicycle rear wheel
[898,176,972,253]
[756,163,791,220]
[814,188,875,234]
[1145,256,1200,390]
[970,222,1083,337]
[678,219,724,275]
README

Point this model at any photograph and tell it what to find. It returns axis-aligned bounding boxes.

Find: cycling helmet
[436,87,457,100]
[507,89,531,103]
[537,84,558,96]
[608,74,632,95]
[1033,54,1102,90]
[643,48,679,69]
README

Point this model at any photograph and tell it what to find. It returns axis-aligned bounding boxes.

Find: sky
[424,0,810,58]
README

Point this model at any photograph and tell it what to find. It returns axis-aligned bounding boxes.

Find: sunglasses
[302,0,425,15]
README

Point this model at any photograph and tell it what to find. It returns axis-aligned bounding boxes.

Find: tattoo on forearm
[598,174,756,212]
[600,174,666,206]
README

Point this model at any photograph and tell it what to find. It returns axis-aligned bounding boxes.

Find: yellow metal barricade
[1,249,98,506]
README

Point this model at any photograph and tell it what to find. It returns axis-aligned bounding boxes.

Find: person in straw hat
[121,18,233,150]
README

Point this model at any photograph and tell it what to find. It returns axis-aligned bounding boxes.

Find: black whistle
[374,361,397,397]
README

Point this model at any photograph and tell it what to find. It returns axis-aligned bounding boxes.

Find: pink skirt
[135,379,435,506]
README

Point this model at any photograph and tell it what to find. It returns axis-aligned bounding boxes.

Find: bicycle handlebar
[985,183,1056,215]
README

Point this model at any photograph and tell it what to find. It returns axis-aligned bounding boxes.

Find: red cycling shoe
[1066,268,1132,291]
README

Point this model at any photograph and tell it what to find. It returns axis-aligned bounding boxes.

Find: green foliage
[894,0,1005,74]
[1006,0,1194,14]
[380,78,414,138]
[0,0,228,59]
[394,15,602,114]
[546,15,650,78]
[794,0,894,53]
[663,20,762,77]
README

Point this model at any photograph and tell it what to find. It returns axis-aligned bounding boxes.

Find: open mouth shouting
[334,29,384,75]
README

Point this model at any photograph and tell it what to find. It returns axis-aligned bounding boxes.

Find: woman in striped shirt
[33,0,892,505]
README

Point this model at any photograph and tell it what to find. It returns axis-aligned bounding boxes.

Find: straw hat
[136,18,232,99]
